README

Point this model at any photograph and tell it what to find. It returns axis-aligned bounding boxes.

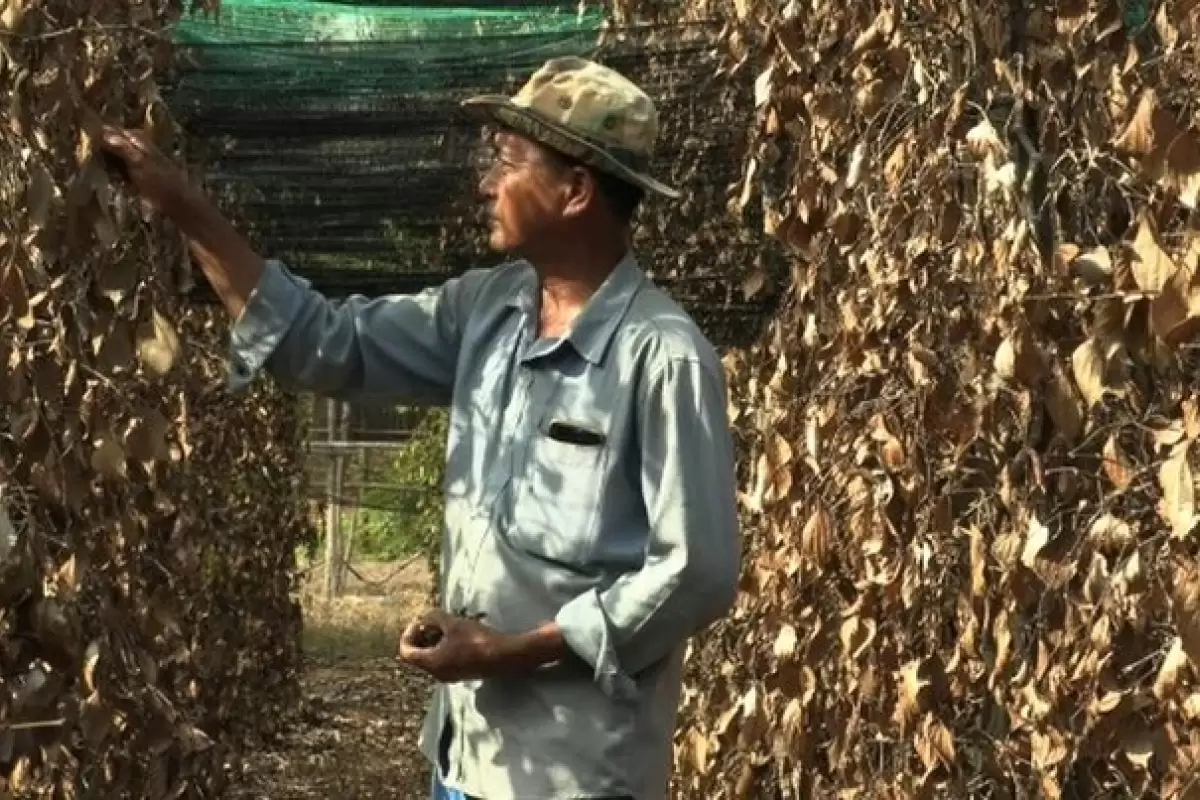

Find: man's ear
[561,166,597,219]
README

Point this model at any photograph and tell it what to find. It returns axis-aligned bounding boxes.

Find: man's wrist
[488,622,570,674]
[159,176,203,219]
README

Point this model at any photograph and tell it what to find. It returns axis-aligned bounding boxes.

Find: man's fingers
[98,126,135,155]
[421,608,456,627]
[98,125,155,161]
[397,638,425,664]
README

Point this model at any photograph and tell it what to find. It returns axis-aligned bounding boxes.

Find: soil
[227,559,435,800]
[227,655,433,800]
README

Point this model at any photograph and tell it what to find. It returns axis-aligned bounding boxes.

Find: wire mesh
[163,1,784,348]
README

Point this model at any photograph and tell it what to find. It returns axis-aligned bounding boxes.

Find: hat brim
[460,95,681,201]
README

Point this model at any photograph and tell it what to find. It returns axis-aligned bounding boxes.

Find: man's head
[461,57,678,258]
[478,128,645,254]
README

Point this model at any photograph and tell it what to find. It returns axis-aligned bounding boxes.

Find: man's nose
[477,165,498,198]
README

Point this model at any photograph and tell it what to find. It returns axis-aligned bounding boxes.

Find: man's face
[477,131,574,254]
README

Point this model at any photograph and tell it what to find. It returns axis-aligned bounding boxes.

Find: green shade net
[165,1,780,348]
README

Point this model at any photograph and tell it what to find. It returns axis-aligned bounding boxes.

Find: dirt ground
[228,559,436,800]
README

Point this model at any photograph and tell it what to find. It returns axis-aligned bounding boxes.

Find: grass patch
[298,558,433,660]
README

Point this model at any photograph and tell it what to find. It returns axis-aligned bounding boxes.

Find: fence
[300,398,444,597]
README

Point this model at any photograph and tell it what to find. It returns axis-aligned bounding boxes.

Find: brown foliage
[624,0,1200,797]
[1,0,311,795]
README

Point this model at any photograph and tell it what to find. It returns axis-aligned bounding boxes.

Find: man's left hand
[397,609,510,682]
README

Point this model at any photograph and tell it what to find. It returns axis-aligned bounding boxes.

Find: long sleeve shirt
[226,251,741,799]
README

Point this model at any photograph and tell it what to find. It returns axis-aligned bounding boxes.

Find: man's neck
[524,238,630,339]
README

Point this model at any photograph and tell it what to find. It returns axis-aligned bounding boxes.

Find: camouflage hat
[461,56,680,200]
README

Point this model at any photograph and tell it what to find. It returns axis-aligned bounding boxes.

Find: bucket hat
[460,56,680,200]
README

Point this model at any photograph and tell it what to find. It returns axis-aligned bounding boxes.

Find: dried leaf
[0,253,34,330]
[1150,259,1200,346]
[1022,515,1050,568]
[1073,246,1114,286]
[1164,128,1200,209]
[773,623,798,659]
[1113,89,1178,157]
[1174,566,1200,668]
[0,0,27,32]
[1071,337,1108,407]
[1132,214,1176,293]
[136,308,182,377]
[1159,442,1199,539]
[884,138,910,191]
[965,118,1005,159]
[1102,436,1135,490]
[94,258,139,307]
[801,505,832,567]
[1153,637,1191,700]
[90,432,127,480]
[24,159,56,231]
[1089,513,1134,551]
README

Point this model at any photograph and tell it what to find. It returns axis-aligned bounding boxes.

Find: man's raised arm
[99,126,479,404]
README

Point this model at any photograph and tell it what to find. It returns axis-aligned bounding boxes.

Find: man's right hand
[98,125,193,216]
[96,123,265,320]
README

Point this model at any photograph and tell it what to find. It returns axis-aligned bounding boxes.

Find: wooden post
[341,481,364,591]
[323,398,344,600]
[332,400,352,597]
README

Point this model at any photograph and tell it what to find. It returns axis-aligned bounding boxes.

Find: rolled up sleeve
[227,259,486,403]
[555,355,741,699]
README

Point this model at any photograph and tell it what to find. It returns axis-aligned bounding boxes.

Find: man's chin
[487,230,511,253]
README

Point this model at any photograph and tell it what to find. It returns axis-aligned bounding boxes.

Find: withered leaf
[1131,214,1176,294]
[1089,513,1134,551]
[94,258,140,307]
[1070,337,1108,407]
[773,623,798,659]
[1021,515,1050,569]
[95,317,136,375]
[1174,566,1200,668]
[25,159,56,231]
[124,409,170,467]
[1159,442,1199,539]
[1152,636,1190,700]
[965,118,1005,159]
[1073,246,1113,286]
[136,308,182,377]
[82,640,101,694]
[0,0,27,31]
[884,136,911,191]
[1113,89,1178,157]
[850,7,894,57]
[801,505,832,566]
[1164,128,1200,209]
[1044,372,1084,442]
[1102,435,1135,490]
[0,252,34,330]
[90,432,127,480]
[1149,259,1200,346]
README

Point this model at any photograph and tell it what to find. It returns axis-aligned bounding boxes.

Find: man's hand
[398,611,572,683]
[398,609,508,683]
[97,126,193,215]
[95,123,264,320]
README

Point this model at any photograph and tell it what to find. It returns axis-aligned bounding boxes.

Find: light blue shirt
[227,252,741,799]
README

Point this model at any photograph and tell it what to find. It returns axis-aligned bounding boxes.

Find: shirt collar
[506,251,645,366]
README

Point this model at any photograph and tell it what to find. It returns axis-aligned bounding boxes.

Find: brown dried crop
[1,0,312,795]
[606,0,1200,797]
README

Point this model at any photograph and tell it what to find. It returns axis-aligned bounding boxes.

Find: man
[100,56,740,799]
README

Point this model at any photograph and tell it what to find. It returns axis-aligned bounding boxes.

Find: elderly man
[100,56,740,800]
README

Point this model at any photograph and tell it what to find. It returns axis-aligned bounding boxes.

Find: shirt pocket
[512,417,608,566]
